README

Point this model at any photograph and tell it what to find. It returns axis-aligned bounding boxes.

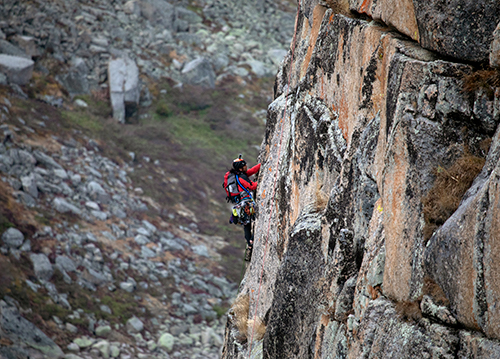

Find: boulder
[124,0,142,16]
[30,253,53,281]
[83,268,108,286]
[55,255,77,273]
[10,35,39,59]
[56,62,89,98]
[108,57,140,123]
[158,332,175,352]
[0,54,34,85]
[32,150,62,170]
[87,181,110,203]
[21,173,38,199]
[92,340,111,358]
[53,197,82,215]
[267,49,288,67]
[181,57,215,88]
[126,316,144,333]
[175,7,203,25]
[192,244,209,257]
[120,281,135,292]
[1,228,24,248]
[140,0,175,29]
[245,59,271,77]
[0,40,29,59]
[0,301,63,358]
[141,246,156,258]
[73,336,96,349]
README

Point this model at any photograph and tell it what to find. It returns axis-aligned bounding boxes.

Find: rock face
[223,0,500,358]
[350,0,500,63]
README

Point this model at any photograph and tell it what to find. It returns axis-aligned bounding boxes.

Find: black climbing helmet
[232,155,246,170]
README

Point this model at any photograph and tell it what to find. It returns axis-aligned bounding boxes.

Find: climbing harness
[247,1,301,357]
[229,199,256,226]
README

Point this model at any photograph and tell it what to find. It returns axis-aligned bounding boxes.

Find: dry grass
[367,284,380,300]
[247,316,266,341]
[395,300,422,322]
[422,276,449,307]
[462,69,500,99]
[313,184,329,212]
[321,0,350,15]
[422,154,485,241]
[232,294,250,342]
[231,294,266,342]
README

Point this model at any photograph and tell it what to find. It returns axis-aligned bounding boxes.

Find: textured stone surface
[413,0,500,63]
[30,253,53,281]
[424,125,500,339]
[263,208,323,358]
[181,57,216,88]
[108,57,140,123]
[350,0,500,63]
[0,302,63,358]
[224,3,500,358]
[349,0,419,40]
[0,54,34,85]
[491,22,500,68]
[1,228,24,248]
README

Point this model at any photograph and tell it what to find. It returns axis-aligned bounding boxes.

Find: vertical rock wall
[223,0,500,358]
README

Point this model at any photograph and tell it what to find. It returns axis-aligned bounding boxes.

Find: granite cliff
[223,0,500,358]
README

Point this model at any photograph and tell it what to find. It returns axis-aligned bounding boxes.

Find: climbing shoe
[244,246,253,262]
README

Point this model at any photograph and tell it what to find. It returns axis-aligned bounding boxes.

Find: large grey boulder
[108,57,140,123]
[126,316,144,333]
[30,253,53,281]
[181,57,215,88]
[21,173,38,199]
[140,0,175,29]
[53,197,82,215]
[10,35,39,59]
[175,7,203,26]
[158,332,175,352]
[0,40,29,59]
[1,228,24,248]
[124,0,142,16]
[0,301,63,358]
[57,57,90,97]
[0,54,34,85]
[55,255,77,272]
[87,181,110,203]
[33,150,62,170]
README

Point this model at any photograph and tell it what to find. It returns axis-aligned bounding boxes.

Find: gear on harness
[229,199,256,226]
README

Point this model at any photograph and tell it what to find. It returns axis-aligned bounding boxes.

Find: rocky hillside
[223,0,500,358]
[0,0,296,358]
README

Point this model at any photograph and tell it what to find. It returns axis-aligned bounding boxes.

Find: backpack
[223,171,241,203]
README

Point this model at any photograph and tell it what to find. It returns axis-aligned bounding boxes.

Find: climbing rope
[247,1,301,356]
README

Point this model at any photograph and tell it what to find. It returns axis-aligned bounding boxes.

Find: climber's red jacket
[237,163,261,194]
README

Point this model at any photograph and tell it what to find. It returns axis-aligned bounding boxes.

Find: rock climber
[230,157,260,261]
